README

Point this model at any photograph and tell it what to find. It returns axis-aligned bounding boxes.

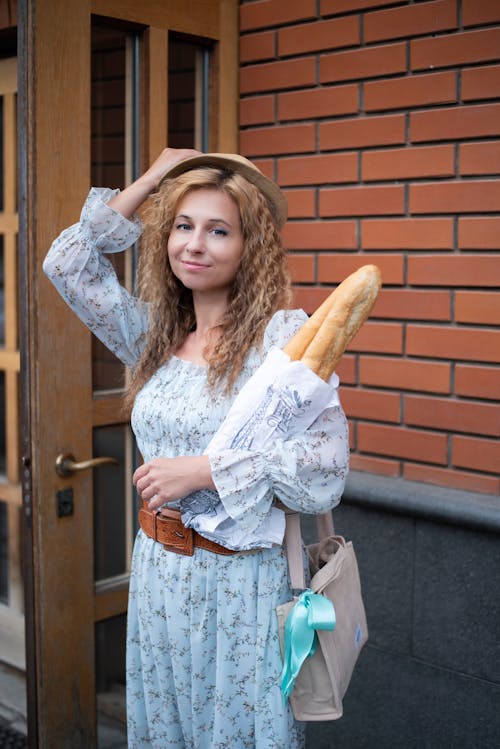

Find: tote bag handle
[284,510,335,592]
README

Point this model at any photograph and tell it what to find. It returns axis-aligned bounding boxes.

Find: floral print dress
[43,189,350,749]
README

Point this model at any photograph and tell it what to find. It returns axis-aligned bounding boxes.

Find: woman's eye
[212,228,228,237]
[176,223,191,231]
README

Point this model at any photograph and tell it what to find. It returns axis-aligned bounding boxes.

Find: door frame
[18,1,238,745]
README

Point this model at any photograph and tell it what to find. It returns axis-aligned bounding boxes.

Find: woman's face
[167,188,244,298]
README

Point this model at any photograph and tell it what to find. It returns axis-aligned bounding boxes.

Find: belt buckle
[155,512,194,556]
[169,524,194,556]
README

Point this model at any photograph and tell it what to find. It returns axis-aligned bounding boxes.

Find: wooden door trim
[20,1,97,745]
[91,0,220,38]
[215,0,238,153]
[142,26,168,168]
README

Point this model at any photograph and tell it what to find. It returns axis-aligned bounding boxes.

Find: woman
[44,148,350,749]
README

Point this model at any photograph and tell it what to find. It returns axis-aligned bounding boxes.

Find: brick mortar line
[354,419,499,443]
[239,18,500,41]
[241,112,500,131]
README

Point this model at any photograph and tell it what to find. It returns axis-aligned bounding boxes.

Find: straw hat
[159,153,288,229]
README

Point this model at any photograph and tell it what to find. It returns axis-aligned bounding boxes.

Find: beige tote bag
[276,512,368,721]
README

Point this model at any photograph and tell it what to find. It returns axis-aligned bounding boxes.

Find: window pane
[168,35,210,150]
[0,234,4,346]
[91,24,128,392]
[0,501,7,603]
[96,614,127,746]
[0,371,5,476]
[93,425,128,581]
[91,26,126,188]
[0,94,3,211]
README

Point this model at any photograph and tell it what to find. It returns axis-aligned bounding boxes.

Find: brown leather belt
[138,505,238,556]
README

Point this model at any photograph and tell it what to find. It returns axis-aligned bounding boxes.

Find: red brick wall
[239,0,500,496]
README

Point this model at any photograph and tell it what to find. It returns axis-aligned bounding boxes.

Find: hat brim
[158,153,287,229]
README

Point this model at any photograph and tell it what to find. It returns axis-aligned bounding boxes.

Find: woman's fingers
[146,147,201,186]
[133,460,173,503]
[132,463,148,486]
[139,483,157,502]
[132,455,212,505]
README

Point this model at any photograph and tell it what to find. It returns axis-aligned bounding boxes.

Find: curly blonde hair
[126,166,291,406]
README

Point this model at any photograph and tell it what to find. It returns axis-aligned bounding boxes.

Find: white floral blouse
[43,188,350,549]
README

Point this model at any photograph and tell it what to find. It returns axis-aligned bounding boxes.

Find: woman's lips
[181,260,210,270]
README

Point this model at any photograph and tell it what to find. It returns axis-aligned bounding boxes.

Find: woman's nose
[185,229,205,253]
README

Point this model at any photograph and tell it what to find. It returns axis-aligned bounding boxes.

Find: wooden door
[18,1,237,745]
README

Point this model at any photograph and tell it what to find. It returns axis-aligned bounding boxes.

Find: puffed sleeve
[43,188,149,367]
[209,310,350,535]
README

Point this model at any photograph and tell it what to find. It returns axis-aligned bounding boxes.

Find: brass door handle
[55,452,119,478]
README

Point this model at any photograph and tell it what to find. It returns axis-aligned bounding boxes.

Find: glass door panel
[93,424,132,582]
[95,613,127,743]
[168,34,211,151]
[91,24,130,394]
[0,500,6,602]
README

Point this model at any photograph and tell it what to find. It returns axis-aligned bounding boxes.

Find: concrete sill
[343,471,500,535]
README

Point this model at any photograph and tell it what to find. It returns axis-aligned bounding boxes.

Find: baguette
[287,264,382,381]
[283,290,342,362]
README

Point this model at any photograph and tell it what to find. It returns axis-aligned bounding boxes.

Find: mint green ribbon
[281,589,336,701]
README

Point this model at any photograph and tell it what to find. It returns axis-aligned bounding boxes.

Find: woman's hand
[108,147,201,219]
[139,147,201,191]
[133,455,215,511]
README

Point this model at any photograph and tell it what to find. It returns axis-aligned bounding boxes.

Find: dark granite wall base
[301,503,500,749]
